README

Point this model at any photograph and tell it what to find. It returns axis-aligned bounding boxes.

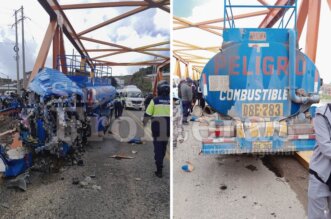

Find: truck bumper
[201,136,316,154]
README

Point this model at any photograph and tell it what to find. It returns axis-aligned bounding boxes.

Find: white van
[122,85,144,110]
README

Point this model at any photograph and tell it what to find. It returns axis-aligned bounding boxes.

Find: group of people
[178,77,204,125]
[109,93,125,119]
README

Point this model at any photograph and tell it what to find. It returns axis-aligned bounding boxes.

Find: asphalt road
[173,121,308,219]
[0,109,170,219]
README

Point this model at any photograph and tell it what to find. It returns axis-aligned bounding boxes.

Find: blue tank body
[200,28,321,154]
[201,28,320,119]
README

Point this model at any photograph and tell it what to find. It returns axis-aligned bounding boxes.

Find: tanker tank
[200,28,321,154]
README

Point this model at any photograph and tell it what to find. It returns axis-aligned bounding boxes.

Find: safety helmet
[157,80,170,96]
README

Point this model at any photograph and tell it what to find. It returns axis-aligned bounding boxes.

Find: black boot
[155,167,163,178]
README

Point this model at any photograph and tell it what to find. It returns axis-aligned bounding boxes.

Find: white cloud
[0,1,169,77]
[187,0,222,22]
[154,8,170,32]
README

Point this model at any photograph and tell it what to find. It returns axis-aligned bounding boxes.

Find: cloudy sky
[173,0,331,83]
[0,0,170,79]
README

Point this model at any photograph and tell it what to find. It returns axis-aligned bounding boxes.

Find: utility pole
[12,6,28,94]
[21,6,26,89]
[14,9,20,94]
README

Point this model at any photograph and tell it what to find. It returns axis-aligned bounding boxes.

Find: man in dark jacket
[179,78,193,125]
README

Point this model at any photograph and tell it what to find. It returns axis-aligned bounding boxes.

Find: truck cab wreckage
[0,0,169,190]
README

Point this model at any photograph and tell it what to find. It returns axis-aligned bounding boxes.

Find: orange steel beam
[86,48,169,52]
[297,0,309,40]
[38,0,93,68]
[259,0,295,28]
[92,60,166,66]
[257,0,270,7]
[305,0,321,62]
[87,40,169,60]
[144,0,170,12]
[134,41,170,50]
[78,6,148,36]
[53,1,150,10]
[153,59,170,95]
[30,20,57,83]
[53,26,60,69]
[173,40,220,53]
[194,10,269,26]
[79,36,128,49]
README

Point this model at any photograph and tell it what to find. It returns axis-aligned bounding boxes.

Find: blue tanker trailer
[200,3,321,154]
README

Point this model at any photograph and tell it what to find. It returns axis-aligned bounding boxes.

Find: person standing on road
[179,78,193,125]
[114,93,121,119]
[119,93,125,117]
[308,104,331,218]
[143,80,170,178]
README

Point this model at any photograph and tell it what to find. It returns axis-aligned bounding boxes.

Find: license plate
[242,103,283,117]
[252,141,272,151]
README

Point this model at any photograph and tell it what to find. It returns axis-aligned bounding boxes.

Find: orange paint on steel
[305,0,321,63]
[297,0,309,40]
[174,59,181,78]
[78,6,149,36]
[52,1,150,10]
[259,0,295,28]
[29,20,57,83]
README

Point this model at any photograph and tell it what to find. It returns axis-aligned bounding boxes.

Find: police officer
[308,104,331,218]
[143,81,170,178]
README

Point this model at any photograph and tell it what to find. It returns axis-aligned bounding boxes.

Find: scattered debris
[181,161,194,172]
[1,203,9,209]
[6,173,30,191]
[79,181,88,187]
[92,185,101,191]
[72,177,79,185]
[242,196,247,199]
[245,164,258,171]
[220,184,227,190]
[135,178,141,181]
[77,160,84,166]
[110,154,134,159]
[131,150,137,154]
[128,137,142,144]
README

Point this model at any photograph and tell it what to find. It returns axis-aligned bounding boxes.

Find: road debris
[220,184,227,190]
[6,172,30,191]
[1,202,9,209]
[181,161,194,172]
[110,154,135,159]
[92,185,101,191]
[132,150,137,154]
[128,137,143,144]
[246,164,258,171]
[72,177,79,185]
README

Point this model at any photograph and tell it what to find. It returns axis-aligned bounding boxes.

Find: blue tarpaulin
[28,68,83,97]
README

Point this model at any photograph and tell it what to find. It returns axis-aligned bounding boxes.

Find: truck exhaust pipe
[288,29,319,104]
